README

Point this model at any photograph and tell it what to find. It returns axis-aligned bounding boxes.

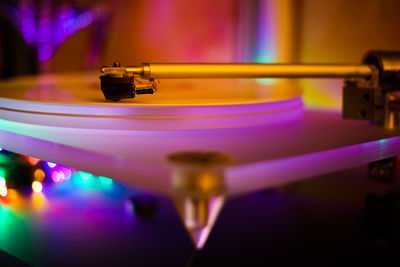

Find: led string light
[0,185,7,198]
[0,166,7,198]
[32,181,43,193]
[27,157,40,166]
[0,148,115,200]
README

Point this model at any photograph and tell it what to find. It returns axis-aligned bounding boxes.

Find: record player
[1,49,400,247]
[1,1,400,266]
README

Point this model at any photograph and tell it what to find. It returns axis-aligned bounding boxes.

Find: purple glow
[19,2,36,44]
[38,45,53,62]
[0,1,107,63]
[38,18,51,43]
[124,199,134,216]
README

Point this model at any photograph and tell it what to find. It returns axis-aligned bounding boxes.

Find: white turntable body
[0,73,398,195]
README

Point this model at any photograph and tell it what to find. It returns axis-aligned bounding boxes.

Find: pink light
[51,171,65,183]
[61,168,72,180]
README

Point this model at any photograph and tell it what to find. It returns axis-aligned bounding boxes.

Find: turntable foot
[167,151,232,249]
[368,157,397,183]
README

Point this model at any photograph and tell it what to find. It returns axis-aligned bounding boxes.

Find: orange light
[34,169,45,181]
[6,188,19,201]
[28,157,40,166]
[32,181,43,193]
[31,191,47,210]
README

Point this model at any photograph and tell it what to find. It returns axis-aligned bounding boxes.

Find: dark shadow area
[0,14,37,79]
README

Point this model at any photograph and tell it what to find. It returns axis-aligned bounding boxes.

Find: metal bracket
[342,66,382,123]
[343,51,400,129]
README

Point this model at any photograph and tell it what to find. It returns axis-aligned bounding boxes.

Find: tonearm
[100,51,400,128]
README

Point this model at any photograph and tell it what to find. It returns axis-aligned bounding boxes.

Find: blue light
[47,162,57,168]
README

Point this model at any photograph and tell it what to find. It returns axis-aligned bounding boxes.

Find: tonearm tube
[100,51,400,128]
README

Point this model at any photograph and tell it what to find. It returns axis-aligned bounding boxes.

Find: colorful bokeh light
[34,169,46,182]
[60,168,72,181]
[0,185,7,197]
[0,1,107,64]
[79,172,93,181]
[99,176,113,186]
[28,157,40,166]
[32,181,43,193]
[0,149,118,201]
[51,171,64,183]
[47,162,57,168]
[0,168,6,179]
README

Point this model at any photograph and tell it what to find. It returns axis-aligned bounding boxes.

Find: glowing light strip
[254,0,275,63]
[227,136,400,195]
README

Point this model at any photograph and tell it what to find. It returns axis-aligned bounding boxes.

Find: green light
[79,171,93,180]
[98,176,113,186]
[0,154,10,164]
[0,168,6,179]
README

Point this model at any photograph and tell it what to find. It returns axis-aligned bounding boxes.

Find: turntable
[1,49,400,258]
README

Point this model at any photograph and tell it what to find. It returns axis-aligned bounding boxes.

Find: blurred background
[1,0,400,108]
[0,0,400,107]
